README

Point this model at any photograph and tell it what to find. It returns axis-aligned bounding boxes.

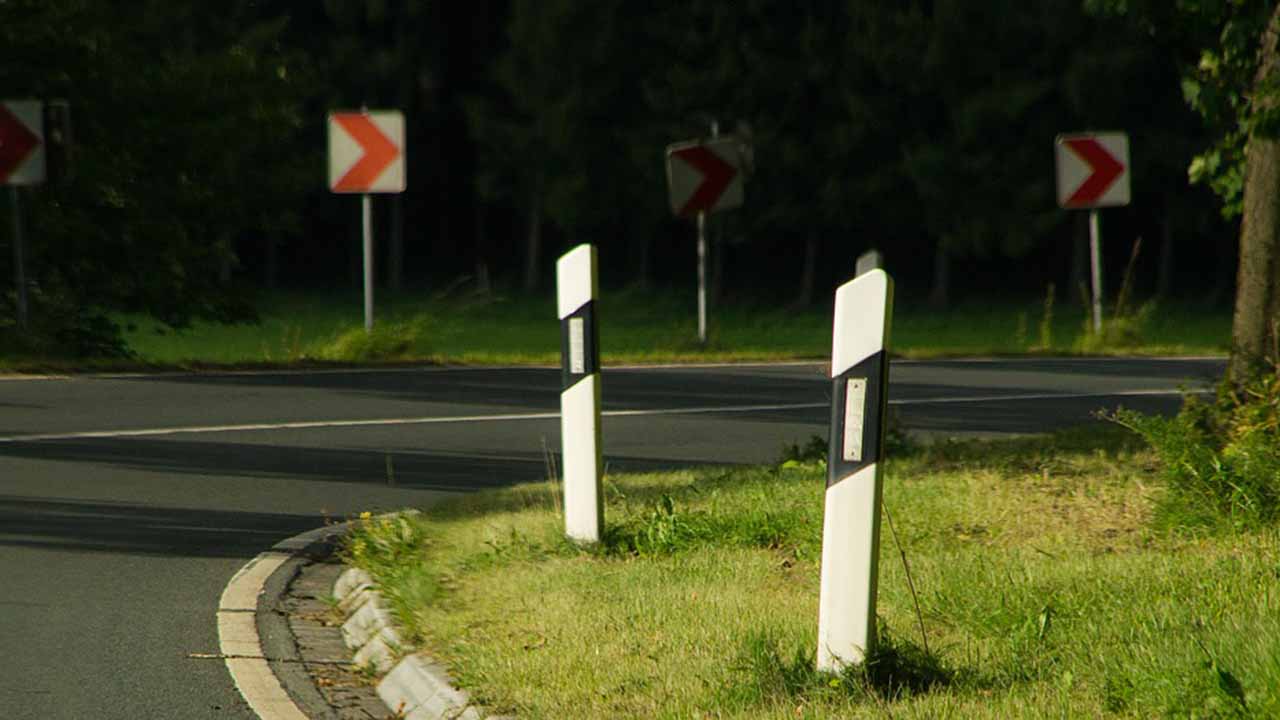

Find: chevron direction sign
[665,137,744,218]
[328,110,405,194]
[1055,132,1129,209]
[0,100,45,186]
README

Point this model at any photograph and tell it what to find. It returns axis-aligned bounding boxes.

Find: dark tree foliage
[1089,0,1280,382]
[0,0,1244,357]
[1,0,314,355]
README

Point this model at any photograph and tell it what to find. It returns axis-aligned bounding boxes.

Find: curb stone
[331,566,514,720]
[254,522,391,719]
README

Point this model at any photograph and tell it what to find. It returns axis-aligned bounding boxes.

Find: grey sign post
[328,109,406,332]
[665,125,744,344]
[1055,132,1130,334]
[1,100,46,331]
[817,268,894,671]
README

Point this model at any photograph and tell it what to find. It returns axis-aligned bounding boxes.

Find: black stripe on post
[560,300,599,390]
[826,351,889,488]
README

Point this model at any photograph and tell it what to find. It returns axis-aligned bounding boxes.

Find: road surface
[0,357,1223,719]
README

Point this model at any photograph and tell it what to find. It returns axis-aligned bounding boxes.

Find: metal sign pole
[817,269,894,672]
[557,244,603,543]
[1089,209,1103,334]
[695,121,719,346]
[10,187,27,330]
[697,211,707,344]
[362,193,374,333]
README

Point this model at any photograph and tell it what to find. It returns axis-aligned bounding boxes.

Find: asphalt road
[0,357,1224,719]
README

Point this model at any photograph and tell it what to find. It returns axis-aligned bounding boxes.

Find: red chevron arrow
[673,145,737,217]
[0,105,40,183]
[332,114,400,192]
[1064,137,1124,207]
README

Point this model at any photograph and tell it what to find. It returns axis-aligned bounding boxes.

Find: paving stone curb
[252,518,512,719]
[330,566,513,720]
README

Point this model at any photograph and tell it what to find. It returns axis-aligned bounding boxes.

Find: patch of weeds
[315,315,431,361]
[1165,631,1253,719]
[731,505,804,551]
[1032,283,1056,351]
[854,626,954,700]
[462,524,568,571]
[723,625,953,711]
[343,512,430,572]
[603,493,716,556]
[1076,238,1155,353]
[779,435,828,470]
[341,512,444,628]
[914,423,1141,477]
[722,630,819,707]
[1076,300,1157,352]
[884,406,919,457]
[601,484,816,558]
[1106,365,1280,531]
[779,416,916,471]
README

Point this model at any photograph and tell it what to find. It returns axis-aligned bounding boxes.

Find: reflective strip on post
[817,268,893,672]
[556,244,603,543]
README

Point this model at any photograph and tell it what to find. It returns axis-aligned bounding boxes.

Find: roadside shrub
[317,315,429,361]
[1075,300,1156,353]
[605,493,716,556]
[1107,365,1280,530]
[1,283,133,358]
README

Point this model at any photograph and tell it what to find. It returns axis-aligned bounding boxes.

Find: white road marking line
[0,388,1206,444]
[888,387,1212,405]
[217,552,310,720]
[0,354,1227,383]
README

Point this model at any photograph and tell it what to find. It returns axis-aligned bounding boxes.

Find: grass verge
[343,426,1280,718]
[90,289,1229,370]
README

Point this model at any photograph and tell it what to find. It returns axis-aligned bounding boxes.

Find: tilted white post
[817,268,894,671]
[556,244,603,543]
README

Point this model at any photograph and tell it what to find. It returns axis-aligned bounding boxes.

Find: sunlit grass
[344,426,1279,718]
[105,288,1231,369]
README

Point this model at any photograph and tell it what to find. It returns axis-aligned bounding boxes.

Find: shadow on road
[0,494,325,558]
[0,437,711,491]
[114,365,833,413]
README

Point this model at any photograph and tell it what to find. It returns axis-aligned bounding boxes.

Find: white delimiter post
[817,268,894,672]
[557,244,603,543]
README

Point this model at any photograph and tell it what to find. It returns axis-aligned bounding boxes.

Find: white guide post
[556,244,603,543]
[817,268,894,672]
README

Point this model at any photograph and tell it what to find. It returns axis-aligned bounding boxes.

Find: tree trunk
[388,195,404,292]
[1229,2,1280,384]
[797,233,817,307]
[474,199,490,295]
[1207,232,1237,307]
[634,227,651,290]
[1071,212,1089,304]
[263,235,278,290]
[1157,197,1175,299]
[929,239,951,309]
[523,181,543,292]
[218,232,234,284]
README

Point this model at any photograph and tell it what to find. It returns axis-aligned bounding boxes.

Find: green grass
[344,426,1280,718]
[95,288,1231,370]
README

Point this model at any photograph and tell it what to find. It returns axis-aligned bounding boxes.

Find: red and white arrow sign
[1055,132,1129,208]
[665,137,744,218]
[0,100,45,186]
[328,110,405,194]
